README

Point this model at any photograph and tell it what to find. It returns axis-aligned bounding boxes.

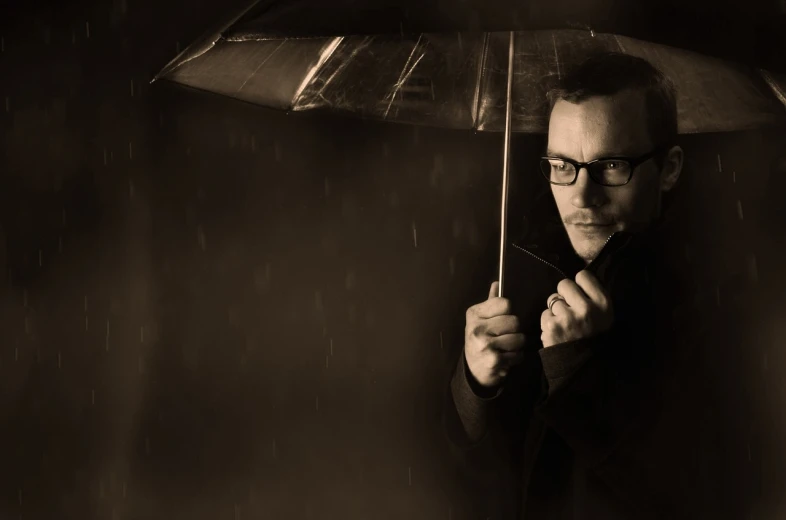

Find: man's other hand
[464,281,527,388]
[541,270,614,348]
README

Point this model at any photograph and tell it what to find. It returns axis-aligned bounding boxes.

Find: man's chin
[567,228,613,264]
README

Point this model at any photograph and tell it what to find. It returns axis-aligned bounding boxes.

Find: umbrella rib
[472,33,490,130]
[759,70,786,109]
[384,35,426,119]
[291,37,345,110]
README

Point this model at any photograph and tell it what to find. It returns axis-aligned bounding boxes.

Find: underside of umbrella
[154,29,786,134]
[153,1,786,134]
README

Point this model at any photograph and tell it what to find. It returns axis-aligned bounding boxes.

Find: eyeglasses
[539,146,669,187]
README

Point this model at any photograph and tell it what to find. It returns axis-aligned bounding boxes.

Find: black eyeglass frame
[539,146,671,187]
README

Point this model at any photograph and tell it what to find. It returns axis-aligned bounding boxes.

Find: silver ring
[548,294,566,313]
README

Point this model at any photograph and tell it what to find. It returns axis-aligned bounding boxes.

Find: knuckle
[557,279,572,292]
[509,315,521,330]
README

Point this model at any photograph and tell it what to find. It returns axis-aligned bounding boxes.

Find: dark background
[1,1,786,519]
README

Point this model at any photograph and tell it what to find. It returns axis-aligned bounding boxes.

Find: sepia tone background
[1,0,786,519]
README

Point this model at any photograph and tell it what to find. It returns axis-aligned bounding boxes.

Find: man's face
[546,89,682,263]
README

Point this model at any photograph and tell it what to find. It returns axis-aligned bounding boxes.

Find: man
[444,53,757,519]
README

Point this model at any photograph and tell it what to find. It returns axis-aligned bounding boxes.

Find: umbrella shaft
[498,31,514,298]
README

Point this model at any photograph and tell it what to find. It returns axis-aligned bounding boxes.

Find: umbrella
[152,0,786,296]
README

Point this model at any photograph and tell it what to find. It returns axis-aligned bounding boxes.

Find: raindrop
[315,396,319,411]
[412,222,418,248]
[272,439,277,459]
[91,389,95,405]
[732,171,736,183]
[130,79,134,97]
[129,141,133,159]
[86,21,90,38]
[737,200,744,221]
[234,504,241,520]
[274,141,282,162]
[383,143,390,157]
[449,257,455,276]
[85,315,89,331]
[717,154,723,173]
[129,179,135,198]
[448,506,452,520]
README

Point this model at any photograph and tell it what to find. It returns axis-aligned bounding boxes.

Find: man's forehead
[546,93,650,157]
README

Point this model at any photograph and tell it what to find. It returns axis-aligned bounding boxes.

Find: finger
[546,292,570,316]
[488,333,526,352]
[575,270,609,308]
[484,314,521,336]
[556,278,590,312]
[541,309,552,331]
[488,281,499,300]
[473,296,512,319]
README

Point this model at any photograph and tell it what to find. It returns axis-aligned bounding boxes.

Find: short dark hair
[546,52,678,152]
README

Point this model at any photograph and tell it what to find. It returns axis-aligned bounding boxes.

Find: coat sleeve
[536,317,755,519]
[442,349,541,518]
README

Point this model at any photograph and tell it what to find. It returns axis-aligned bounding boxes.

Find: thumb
[488,281,499,300]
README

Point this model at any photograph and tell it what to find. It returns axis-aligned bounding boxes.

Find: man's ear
[660,145,683,192]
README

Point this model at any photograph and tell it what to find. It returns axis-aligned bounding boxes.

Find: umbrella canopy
[153,0,786,134]
[155,27,786,134]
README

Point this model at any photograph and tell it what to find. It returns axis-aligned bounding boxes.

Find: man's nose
[570,167,607,208]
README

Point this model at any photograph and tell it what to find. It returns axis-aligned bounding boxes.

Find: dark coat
[443,200,759,519]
